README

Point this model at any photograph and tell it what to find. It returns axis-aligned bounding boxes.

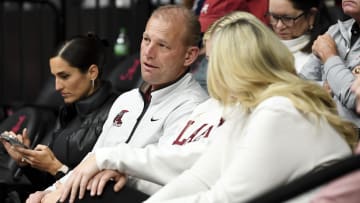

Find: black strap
[350,22,360,47]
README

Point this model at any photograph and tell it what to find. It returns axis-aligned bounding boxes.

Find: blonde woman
[145,11,358,203]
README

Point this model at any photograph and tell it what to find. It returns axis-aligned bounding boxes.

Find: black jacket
[24,81,118,189]
[51,81,117,169]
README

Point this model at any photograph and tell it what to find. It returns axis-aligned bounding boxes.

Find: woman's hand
[1,128,31,166]
[17,144,63,175]
[26,190,50,203]
[41,182,64,203]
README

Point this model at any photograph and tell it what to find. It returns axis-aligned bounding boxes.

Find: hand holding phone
[0,132,29,149]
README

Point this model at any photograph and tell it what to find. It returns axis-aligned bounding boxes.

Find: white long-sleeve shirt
[145,96,352,203]
[46,73,208,191]
[95,98,231,194]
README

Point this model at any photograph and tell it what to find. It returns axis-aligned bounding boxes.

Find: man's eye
[143,37,150,42]
[159,43,170,49]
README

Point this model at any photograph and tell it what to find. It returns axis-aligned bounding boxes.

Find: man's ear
[184,46,200,67]
[88,64,99,80]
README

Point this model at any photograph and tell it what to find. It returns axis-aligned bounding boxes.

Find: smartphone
[0,132,29,149]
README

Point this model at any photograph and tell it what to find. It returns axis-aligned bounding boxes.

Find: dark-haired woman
[1,33,117,200]
[268,0,333,73]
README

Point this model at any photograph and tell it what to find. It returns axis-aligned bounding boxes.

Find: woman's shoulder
[255,96,294,111]
[250,96,303,120]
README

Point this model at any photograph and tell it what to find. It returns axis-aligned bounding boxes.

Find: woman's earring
[309,24,314,31]
[91,79,95,89]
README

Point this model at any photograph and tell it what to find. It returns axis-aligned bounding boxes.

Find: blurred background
[0,0,183,121]
[0,0,345,122]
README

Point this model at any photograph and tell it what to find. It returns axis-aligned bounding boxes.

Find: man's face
[140,16,191,90]
[342,0,360,18]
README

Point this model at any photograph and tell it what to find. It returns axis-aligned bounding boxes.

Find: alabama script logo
[172,118,224,145]
[113,110,129,127]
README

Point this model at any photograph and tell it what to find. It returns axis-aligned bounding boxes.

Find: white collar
[281,34,310,53]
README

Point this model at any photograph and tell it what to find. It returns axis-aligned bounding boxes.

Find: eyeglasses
[266,12,306,27]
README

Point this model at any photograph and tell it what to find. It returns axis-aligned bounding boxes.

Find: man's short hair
[151,5,201,47]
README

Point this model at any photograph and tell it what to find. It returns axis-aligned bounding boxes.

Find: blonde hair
[207,11,358,149]
[203,12,246,45]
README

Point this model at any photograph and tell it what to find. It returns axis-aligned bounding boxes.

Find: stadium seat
[0,106,56,185]
[106,53,143,94]
[246,154,360,203]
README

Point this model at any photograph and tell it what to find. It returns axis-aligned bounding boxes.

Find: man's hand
[59,154,100,203]
[87,170,127,196]
[312,34,338,63]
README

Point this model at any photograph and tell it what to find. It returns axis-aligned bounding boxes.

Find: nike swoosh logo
[150,118,160,122]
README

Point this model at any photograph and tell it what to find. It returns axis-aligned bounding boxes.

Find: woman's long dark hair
[54,32,109,78]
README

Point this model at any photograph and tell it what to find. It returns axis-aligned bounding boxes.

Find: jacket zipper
[125,96,151,143]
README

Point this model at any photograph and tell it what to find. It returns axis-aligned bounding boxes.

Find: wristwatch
[54,165,69,180]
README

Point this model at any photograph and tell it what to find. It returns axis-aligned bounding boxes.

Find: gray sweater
[300,18,360,127]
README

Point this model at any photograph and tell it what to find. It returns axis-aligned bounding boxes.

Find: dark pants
[67,182,149,203]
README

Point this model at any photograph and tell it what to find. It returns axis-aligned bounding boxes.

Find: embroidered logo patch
[113,110,129,127]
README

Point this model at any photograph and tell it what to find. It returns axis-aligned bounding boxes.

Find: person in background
[26,5,208,203]
[191,0,247,92]
[248,0,269,25]
[191,0,268,92]
[299,0,360,127]
[0,33,118,202]
[268,0,333,73]
[198,0,269,35]
[144,11,357,203]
